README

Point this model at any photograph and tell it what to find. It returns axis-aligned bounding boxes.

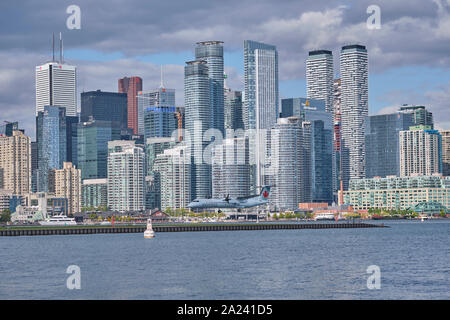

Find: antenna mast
[52,33,55,62]
[59,32,63,63]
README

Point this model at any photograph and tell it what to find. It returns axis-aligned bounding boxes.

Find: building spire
[52,32,55,62]
[159,65,164,88]
[59,32,62,63]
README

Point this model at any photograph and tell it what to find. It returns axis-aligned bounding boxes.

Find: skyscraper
[244,40,279,130]
[399,105,434,128]
[137,88,177,139]
[365,112,415,178]
[154,145,191,210]
[184,60,211,199]
[224,88,244,131]
[195,41,225,135]
[441,130,450,176]
[212,137,250,199]
[266,117,306,210]
[339,44,368,189]
[399,126,442,177]
[306,50,334,113]
[332,78,342,198]
[35,62,77,117]
[244,40,279,192]
[107,140,145,212]
[36,106,67,192]
[145,137,176,210]
[281,98,333,203]
[118,76,143,135]
[0,130,31,195]
[35,41,78,164]
[76,120,121,180]
[80,90,127,129]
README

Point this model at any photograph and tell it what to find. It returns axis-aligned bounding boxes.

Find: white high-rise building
[107,140,145,212]
[154,145,191,210]
[244,40,279,192]
[35,61,77,117]
[212,137,250,199]
[399,126,442,177]
[266,117,308,211]
[306,50,334,113]
[339,44,368,189]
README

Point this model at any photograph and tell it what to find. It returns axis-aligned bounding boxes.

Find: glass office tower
[195,41,224,136]
[281,98,333,203]
[36,106,67,192]
[76,120,121,180]
[365,112,415,178]
[184,60,211,199]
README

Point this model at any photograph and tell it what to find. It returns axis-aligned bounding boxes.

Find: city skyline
[1,0,450,139]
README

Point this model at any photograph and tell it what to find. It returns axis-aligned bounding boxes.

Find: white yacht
[144,218,155,238]
[314,212,336,221]
[39,215,77,226]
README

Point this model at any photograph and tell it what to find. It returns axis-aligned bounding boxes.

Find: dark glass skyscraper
[80,90,127,129]
[365,112,415,178]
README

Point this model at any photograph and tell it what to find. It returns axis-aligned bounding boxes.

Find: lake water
[0,220,448,299]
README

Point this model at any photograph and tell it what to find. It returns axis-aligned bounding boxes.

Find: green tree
[0,209,11,223]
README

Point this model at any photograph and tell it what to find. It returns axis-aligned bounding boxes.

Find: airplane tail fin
[259,186,271,200]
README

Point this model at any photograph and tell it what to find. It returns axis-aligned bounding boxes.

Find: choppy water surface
[0,220,448,299]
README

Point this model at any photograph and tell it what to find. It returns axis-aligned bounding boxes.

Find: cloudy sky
[1,0,449,138]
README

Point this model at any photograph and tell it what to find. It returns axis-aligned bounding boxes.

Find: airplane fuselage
[188,197,267,209]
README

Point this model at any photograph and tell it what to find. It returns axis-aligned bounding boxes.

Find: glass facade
[145,137,175,209]
[80,90,127,129]
[137,88,175,136]
[36,106,67,192]
[281,98,333,203]
[365,112,415,178]
[224,89,244,131]
[82,179,108,209]
[76,120,121,180]
[184,60,211,199]
[195,41,224,135]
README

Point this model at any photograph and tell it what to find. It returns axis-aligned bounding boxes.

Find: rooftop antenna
[59,32,63,63]
[52,32,55,62]
[159,65,164,88]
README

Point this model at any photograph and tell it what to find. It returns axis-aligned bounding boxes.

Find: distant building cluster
[0,35,449,221]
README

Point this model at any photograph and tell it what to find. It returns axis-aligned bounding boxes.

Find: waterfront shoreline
[0,222,386,236]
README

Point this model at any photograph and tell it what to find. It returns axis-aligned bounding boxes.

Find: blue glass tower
[36,106,67,192]
[365,112,415,178]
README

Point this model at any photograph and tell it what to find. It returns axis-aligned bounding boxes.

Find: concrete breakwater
[0,222,386,236]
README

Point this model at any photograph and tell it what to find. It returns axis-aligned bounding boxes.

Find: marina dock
[0,222,386,236]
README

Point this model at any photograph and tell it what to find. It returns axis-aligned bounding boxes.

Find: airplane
[187,186,271,211]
